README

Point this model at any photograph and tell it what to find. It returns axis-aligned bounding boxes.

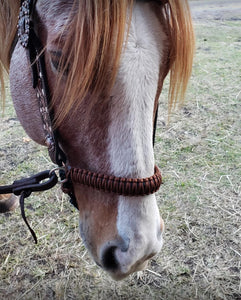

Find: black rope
[20,191,38,244]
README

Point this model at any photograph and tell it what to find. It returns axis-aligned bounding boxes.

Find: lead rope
[0,170,58,243]
[20,191,37,244]
[18,0,77,242]
[5,0,67,243]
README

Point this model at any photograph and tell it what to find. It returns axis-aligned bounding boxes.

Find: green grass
[154,18,240,299]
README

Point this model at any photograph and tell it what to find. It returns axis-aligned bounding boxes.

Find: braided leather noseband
[66,166,162,197]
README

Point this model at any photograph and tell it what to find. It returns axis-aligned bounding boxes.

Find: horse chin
[107,259,150,281]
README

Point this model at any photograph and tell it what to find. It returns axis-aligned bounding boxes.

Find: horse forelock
[0,0,195,125]
[39,0,133,127]
[42,0,194,127]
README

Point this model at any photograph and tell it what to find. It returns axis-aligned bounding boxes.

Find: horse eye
[49,50,69,75]
[51,57,61,72]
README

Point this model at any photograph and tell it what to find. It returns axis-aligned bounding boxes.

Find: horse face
[10,1,167,279]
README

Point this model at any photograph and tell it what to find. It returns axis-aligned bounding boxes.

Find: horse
[0,0,194,280]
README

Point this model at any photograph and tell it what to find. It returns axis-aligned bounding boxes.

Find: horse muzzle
[99,226,164,280]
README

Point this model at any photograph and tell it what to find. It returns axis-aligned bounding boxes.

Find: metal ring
[60,178,68,184]
[49,166,65,176]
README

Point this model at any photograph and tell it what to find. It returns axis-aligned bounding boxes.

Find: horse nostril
[100,237,130,271]
[101,246,119,271]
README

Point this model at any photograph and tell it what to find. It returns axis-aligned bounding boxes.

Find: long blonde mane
[0,0,194,124]
[0,0,20,105]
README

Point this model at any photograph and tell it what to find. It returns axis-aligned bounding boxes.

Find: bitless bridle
[0,0,162,243]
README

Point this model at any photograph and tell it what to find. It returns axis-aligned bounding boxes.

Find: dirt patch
[190,0,241,21]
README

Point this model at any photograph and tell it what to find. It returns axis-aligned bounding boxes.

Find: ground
[0,1,240,299]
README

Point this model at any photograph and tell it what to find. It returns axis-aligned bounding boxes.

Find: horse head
[1,0,194,279]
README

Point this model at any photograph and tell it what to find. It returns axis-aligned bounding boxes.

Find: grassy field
[0,4,240,300]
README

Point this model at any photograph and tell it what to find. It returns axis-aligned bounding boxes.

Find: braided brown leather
[66,165,162,196]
